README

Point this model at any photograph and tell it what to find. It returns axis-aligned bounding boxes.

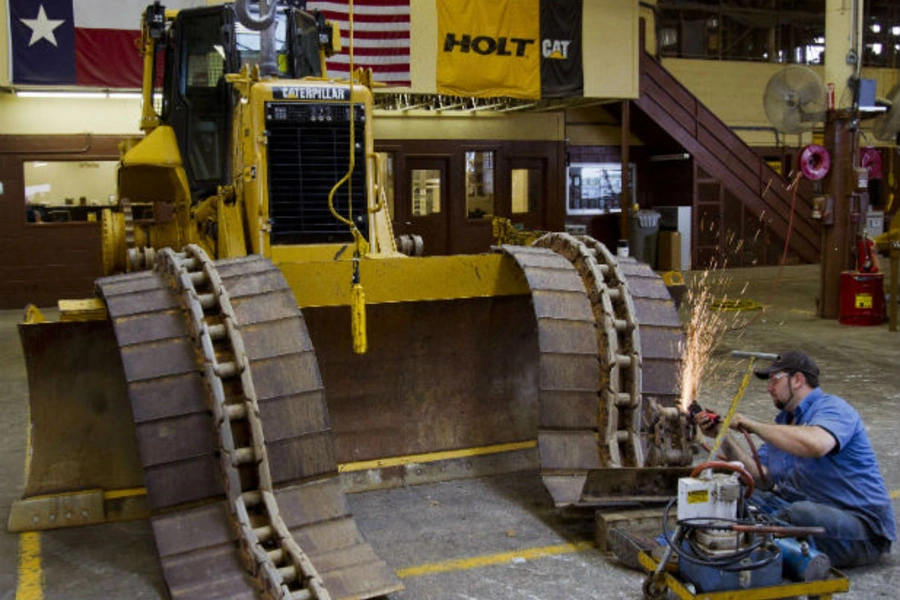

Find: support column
[819,0,863,319]
[819,114,856,318]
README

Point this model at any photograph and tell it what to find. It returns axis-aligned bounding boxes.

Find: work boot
[608,528,659,571]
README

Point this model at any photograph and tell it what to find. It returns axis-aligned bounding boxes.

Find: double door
[393,153,548,256]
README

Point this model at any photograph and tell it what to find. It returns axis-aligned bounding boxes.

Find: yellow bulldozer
[10,2,691,599]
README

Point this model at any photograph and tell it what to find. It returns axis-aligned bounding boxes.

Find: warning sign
[855,293,873,309]
[687,490,709,504]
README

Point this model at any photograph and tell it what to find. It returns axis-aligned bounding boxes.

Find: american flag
[306,0,411,87]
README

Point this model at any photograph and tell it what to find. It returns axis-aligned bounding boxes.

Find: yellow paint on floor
[891,489,899,500]
[16,532,43,600]
[338,440,537,473]
[396,541,595,579]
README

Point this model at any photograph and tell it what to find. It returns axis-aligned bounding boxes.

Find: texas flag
[8,0,204,88]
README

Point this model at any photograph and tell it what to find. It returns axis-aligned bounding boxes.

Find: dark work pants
[749,489,889,568]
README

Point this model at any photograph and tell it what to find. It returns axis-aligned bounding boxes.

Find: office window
[567,162,634,215]
[24,160,117,223]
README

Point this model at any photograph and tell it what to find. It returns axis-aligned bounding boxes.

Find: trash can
[839,271,885,326]
[629,209,661,268]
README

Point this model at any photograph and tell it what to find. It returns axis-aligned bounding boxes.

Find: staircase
[633,51,820,265]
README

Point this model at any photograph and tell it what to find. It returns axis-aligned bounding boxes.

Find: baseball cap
[753,351,820,380]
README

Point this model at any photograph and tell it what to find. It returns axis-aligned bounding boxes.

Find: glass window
[411,169,441,216]
[465,151,494,219]
[24,161,118,223]
[567,162,634,215]
[511,168,540,214]
[235,12,291,76]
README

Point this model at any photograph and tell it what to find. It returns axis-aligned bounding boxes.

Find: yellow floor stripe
[396,541,595,579]
[16,532,43,600]
[891,490,899,500]
[18,379,44,600]
[338,440,537,473]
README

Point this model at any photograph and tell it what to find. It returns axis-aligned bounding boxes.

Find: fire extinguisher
[856,233,879,273]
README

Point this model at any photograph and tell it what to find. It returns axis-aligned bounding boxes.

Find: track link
[97,247,401,600]
[501,235,685,506]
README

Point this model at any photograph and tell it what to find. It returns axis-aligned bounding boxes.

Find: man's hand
[694,411,721,438]
[729,413,755,432]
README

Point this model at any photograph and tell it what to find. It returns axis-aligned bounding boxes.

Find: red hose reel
[860,147,883,180]
[798,144,831,180]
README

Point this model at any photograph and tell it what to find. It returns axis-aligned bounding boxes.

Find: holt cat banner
[437,0,583,100]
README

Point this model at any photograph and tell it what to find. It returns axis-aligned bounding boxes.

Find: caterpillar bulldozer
[10,2,692,599]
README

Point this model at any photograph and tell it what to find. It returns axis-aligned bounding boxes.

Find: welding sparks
[678,268,738,412]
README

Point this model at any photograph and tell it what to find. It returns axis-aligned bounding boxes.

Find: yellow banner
[437,0,541,100]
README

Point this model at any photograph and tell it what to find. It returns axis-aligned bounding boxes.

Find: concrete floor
[1,264,898,599]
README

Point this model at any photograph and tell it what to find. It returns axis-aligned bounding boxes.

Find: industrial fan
[763,66,827,134]
[873,83,900,142]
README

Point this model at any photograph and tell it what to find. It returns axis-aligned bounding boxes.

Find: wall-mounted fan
[873,83,900,142]
[763,66,827,134]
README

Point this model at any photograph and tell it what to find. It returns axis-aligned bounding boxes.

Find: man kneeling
[695,351,895,568]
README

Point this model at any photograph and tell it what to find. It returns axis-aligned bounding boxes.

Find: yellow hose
[707,357,756,462]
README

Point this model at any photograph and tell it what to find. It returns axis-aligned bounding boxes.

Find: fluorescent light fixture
[16,91,106,99]
[15,90,141,99]
[871,23,881,34]
[892,26,900,36]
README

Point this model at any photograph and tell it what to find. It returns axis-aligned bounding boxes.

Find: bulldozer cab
[154,3,332,204]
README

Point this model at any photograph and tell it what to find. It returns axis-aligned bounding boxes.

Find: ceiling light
[15,90,141,99]
[871,23,881,34]
[16,91,106,99]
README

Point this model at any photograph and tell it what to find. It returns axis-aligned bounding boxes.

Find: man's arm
[730,414,836,458]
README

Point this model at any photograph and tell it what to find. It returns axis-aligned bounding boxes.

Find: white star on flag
[20,5,65,48]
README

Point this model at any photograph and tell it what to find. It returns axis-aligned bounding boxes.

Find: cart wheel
[642,574,667,600]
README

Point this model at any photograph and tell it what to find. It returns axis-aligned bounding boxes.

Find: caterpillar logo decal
[542,39,572,60]
[437,0,582,100]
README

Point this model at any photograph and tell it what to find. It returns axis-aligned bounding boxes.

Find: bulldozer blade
[10,319,145,531]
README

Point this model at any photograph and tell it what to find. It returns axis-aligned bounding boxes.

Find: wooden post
[818,112,856,319]
[890,242,899,332]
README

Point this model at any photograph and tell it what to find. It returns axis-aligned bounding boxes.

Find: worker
[695,350,897,568]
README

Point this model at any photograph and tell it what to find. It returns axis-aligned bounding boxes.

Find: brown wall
[379,138,565,256]
[0,135,122,309]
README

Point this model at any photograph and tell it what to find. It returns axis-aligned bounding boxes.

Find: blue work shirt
[757,387,897,543]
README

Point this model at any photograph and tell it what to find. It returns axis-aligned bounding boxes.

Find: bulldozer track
[501,235,684,506]
[96,247,401,600]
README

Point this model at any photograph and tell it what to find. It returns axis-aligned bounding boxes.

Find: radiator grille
[266,102,367,245]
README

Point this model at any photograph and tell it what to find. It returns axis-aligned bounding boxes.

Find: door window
[465,151,495,219]
[411,169,441,216]
[511,167,540,214]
